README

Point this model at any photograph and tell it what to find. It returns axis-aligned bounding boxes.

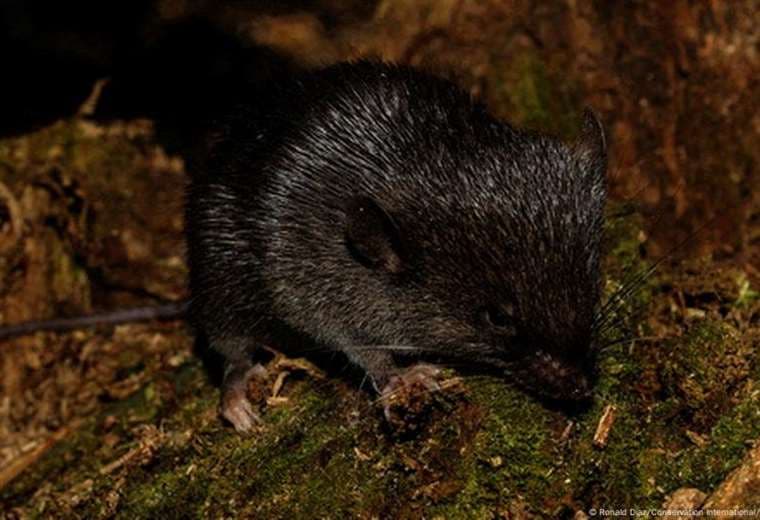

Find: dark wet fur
[185,61,607,405]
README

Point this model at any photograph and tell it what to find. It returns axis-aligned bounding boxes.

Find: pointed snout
[519,349,596,406]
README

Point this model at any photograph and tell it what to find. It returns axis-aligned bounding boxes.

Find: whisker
[595,305,640,338]
[597,208,727,327]
[595,264,657,325]
[275,344,436,356]
[599,335,635,351]
[595,200,727,339]
[349,345,432,352]
[358,372,369,393]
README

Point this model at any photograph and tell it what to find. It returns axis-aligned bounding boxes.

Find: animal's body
[185,61,607,431]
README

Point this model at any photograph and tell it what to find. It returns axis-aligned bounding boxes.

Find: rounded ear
[574,108,607,173]
[345,196,405,273]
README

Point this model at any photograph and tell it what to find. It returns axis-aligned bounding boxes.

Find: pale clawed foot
[380,363,443,426]
[220,363,268,432]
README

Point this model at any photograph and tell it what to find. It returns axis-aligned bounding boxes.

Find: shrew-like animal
[185,61,607,431]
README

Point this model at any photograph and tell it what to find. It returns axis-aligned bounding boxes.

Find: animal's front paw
[379,363,450,431]
[220,363,268,432]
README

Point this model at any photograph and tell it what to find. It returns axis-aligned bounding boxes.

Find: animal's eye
[480,303,515,330]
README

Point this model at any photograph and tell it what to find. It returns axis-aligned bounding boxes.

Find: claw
[221,390,261,432]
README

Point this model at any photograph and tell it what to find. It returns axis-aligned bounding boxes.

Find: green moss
[5,324,759,518]
[2,420,102,505]
[735,273,760,307]
[656,323,758,490]
[489,53,582,138]
[3,360,562,517]
[663,389,760,491]
[429,379,555,516]
[49,237,88,304]
[660,321,752,427]
[603,207,653,314]
[102,378,368,518]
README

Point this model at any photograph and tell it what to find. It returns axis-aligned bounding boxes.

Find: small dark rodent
[186,61,608,431]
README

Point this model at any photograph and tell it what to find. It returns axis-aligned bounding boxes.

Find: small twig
[0,419,82,490]
[271,371,289,398]
[593,404,617,448]
[77,78,110,116]
[99,425,164,476]
[560,421,575,443]
[0,180,22,254]
[275,357,325,379]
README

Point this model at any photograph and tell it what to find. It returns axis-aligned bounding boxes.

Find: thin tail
[0,301,188,341]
